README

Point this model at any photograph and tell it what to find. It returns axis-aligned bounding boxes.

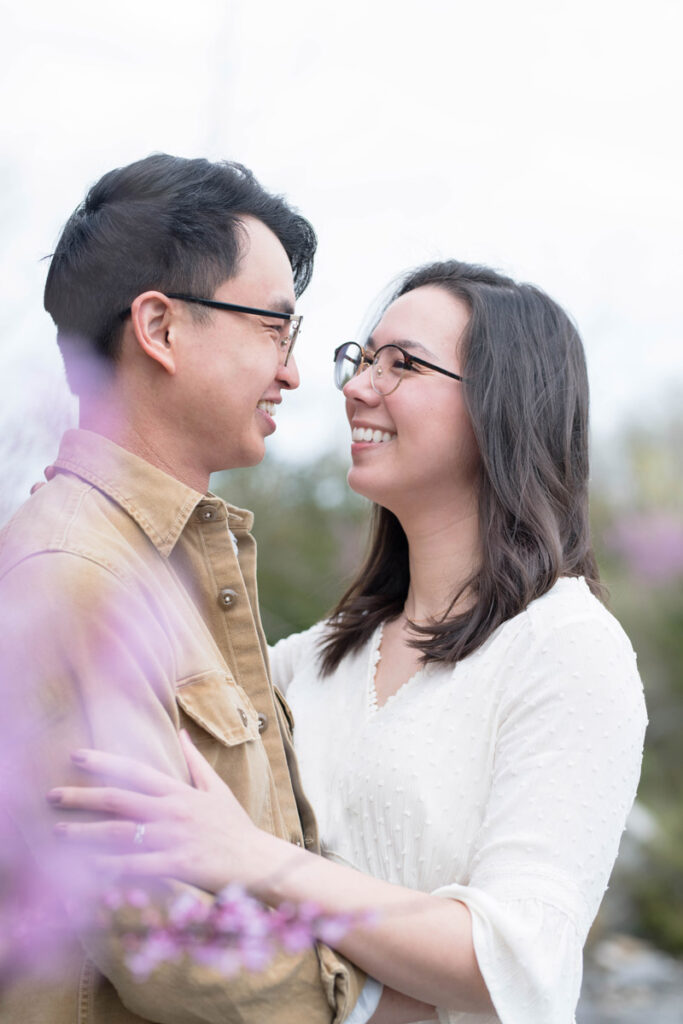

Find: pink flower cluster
[98,883,374,980]
[0,842,96,983]
[604,512,683,585]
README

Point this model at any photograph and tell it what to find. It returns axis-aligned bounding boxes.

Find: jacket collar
[54,429,207,558]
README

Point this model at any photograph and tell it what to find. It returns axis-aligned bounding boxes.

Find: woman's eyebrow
[368,334,435,358]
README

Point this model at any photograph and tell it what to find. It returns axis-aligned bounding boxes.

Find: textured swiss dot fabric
[269,578,647,1024]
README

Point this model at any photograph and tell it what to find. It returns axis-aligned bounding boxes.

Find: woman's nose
[342,362,379,403]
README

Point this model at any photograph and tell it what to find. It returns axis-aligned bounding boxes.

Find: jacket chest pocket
[176,671,259,746]
[175,671,275,834]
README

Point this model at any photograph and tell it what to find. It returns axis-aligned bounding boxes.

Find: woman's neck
[400,503,481,622]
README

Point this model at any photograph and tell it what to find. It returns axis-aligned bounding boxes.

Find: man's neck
[79,400,209,494]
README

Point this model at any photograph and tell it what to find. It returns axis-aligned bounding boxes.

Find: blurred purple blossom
[0,849,367,984]
[604,512,683,585]
[98,883,364,980]
[0,478,373,990]
[0,837,102,983]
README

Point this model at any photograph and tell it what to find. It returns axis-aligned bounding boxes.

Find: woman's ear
[129,292,178,375]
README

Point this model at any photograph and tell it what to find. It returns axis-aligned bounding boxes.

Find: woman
[50,260,647,1023]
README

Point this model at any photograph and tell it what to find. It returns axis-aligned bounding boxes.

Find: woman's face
[343,284,480,520]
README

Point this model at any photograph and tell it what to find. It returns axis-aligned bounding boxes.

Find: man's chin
[216,443,267,473]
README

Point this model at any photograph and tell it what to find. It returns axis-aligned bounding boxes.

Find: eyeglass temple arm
[406,352,463,381]
[167,294,294,321]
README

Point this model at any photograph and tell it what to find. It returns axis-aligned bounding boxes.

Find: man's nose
[278,352,300,390]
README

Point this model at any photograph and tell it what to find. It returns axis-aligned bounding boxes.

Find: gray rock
[577,934,683,1024]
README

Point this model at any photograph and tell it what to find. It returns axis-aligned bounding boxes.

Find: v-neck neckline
[366,622,428,715]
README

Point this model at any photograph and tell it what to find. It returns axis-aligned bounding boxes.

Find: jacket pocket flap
[176,672,259,746]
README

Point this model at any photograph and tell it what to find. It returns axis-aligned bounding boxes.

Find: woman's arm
[250,832,489,1013]
[52,596,647,1024]
[370,988,438,1023]
[268,622,326,695]
[50,733,492,1014]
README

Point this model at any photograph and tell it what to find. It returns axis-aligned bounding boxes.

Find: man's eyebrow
[269,296,296,317]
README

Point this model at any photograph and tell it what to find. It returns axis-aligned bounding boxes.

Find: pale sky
[1,0,681,514]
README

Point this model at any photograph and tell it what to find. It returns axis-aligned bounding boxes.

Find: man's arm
[0,552,362,1024]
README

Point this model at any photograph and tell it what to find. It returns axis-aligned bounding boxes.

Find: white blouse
[269,577,647,1024]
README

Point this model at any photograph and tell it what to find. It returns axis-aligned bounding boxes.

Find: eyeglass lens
[280,318,300,365]
[334,343,407,395]
[334,344,363,389]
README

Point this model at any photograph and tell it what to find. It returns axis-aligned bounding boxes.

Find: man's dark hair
[44,153,317,391]
[320,259,603,673]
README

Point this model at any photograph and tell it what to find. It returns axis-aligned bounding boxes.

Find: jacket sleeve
[0,553,363,1024]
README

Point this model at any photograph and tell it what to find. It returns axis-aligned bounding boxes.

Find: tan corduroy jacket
[0,428,363,1024]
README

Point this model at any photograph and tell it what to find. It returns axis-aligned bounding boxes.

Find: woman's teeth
[258,401,276,416]
[352,427,395,443]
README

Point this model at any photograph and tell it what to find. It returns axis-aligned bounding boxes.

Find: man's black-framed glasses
[167,294,302,365]
[119,293,302,365]
[333,341,463,396]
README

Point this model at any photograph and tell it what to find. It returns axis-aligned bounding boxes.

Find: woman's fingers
[48,785,169,822]
[89,851,179,879]
[69,749,182,797]
[46,736,253,894]
[54,817,179,859]
[54,820,201,886]
[55,817,153,848]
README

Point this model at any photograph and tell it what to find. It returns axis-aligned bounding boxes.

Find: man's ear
[129,292,178,375]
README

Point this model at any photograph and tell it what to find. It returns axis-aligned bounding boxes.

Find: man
[0,154,378,1024]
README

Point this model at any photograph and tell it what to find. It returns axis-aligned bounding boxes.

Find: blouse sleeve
[268,622,327,695]
[432,605,647,1024]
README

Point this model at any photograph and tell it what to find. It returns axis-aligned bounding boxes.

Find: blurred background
[2,1,682,1018]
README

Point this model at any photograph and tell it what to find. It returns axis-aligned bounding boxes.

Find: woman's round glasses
[333,342,463,396]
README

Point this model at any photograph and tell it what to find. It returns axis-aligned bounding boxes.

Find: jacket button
[303,833,315,848]
[238,708,248,726]
[218,587,237,607]
[197,505,217,522]
[257,712,268,733]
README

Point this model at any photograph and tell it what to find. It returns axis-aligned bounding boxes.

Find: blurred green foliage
[631,805,683,954]
[215,415,683,956]
[591,415,683,955]
[213,453,370,642]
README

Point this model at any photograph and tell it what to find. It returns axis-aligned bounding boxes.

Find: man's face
[172,216,300,475]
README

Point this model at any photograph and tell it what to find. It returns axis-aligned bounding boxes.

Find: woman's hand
[30,464,56,495]
[49,739,490,1011]
[47,730,270,894]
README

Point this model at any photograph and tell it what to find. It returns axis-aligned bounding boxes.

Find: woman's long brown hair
[319,260,603,674]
